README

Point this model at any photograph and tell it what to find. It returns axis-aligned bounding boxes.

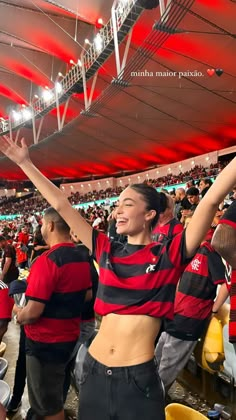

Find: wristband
[212,310,218,314]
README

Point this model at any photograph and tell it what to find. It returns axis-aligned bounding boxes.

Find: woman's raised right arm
[0,136,93,251]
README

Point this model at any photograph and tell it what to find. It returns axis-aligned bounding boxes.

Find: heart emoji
[215,68,223,77]
[207,69,215,77]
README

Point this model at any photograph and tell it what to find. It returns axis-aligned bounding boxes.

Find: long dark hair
[129,184,168,230]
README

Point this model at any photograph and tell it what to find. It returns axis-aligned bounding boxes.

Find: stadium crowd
[0,153,235,420]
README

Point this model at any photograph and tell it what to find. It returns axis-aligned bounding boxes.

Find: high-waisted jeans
[78,352,165,420]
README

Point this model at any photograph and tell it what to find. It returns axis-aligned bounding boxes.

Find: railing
[0,0,141,135]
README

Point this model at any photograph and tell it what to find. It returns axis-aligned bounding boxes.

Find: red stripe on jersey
[25,317,80,343]
[0,288,14,320]
[174,291,212,320]
[94,297,174,318]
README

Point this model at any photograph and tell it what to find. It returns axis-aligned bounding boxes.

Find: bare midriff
[89,313,161,366]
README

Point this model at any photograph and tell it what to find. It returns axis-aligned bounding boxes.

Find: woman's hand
[0,135,30,166]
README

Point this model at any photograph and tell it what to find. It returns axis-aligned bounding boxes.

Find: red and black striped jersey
[92,229,189,319]
[165,241,226,340]
[152,218,183,243]
[25,242,92,362]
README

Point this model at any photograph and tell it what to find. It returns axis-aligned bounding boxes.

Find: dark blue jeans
[12,326,26,403]
[78,352,165,420]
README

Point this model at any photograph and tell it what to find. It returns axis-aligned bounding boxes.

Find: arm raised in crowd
[0,136,93,252]
[184,157,236,258]
[0,135,236,257]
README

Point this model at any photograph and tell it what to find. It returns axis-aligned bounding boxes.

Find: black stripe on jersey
[99,251,174,278]
[97,283,176,306]
[26,296,48,304]
[165,314,208,340]
[179,272,216,300]
[48,246,90,267]
[25,337,76,363]
[231,283,236,295]
[41,290,86,319]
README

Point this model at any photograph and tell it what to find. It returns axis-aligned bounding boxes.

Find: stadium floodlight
[55,82,63,94]
[42,89,54,102]
[22,108,32,120]
[96,18,104,29]
[94,33,103,53]
[12,110,22,122]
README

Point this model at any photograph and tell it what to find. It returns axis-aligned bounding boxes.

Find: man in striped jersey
[13,207,92,420]
[155,240,229,392]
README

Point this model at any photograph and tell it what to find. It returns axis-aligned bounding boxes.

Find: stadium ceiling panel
[0,0,235,180]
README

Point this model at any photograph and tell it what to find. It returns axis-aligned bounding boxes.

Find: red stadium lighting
[96,18,104,29]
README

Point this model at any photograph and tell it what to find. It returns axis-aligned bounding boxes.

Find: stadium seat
[0,380,10,407]
[0,343,6,358]
[194,303,229,374]
[0,359,8,380]
[222,324,236,383]
[165,403,208,420]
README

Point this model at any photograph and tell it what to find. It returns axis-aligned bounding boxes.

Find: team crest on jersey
[146,264,156,273]
[191,258,201,271]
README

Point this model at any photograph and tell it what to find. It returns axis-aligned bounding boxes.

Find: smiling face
[115,187,156,242]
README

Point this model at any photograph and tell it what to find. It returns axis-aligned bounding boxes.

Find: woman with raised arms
[0,135,236,420]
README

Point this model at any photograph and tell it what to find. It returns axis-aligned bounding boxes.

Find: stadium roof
[0,0,235,180]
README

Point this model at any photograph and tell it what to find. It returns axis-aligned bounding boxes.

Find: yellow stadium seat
[194,303,230,374]
[0,343,6,358]
[94,261,99,274]
[165,403,208,420]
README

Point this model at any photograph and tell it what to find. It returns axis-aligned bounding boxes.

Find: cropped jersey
[92,229,189,319]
